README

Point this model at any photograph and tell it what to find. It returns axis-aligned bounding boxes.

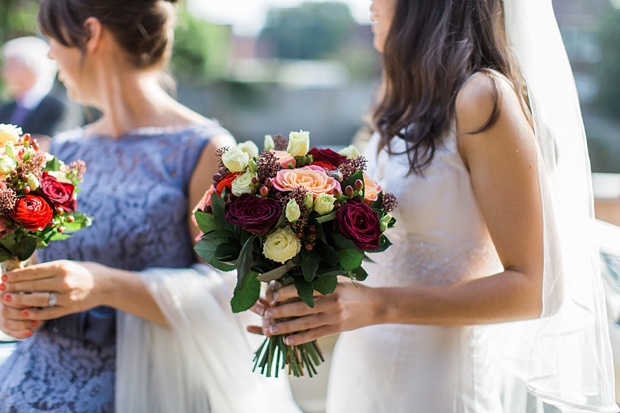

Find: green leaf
[368,234,393,254]
[235,235,256,289]
[315,212,336,224]
[195,211,219,233]
[43,156,61,172]
[194,238,234,269]
[214,242,241,262]
[370,191,383,210]
[0,250,12,262]
[337,248,364,271]
[49,233,71,242]
[314,275,338,295]
[256,261,296,282]
[330,232,358,251]
[14,236,37,261]
[294,277,315,308]
[351,266,368,281]
[315,242,341,268]
[300,249,320,282]
[231,270,261,313]
[64,212,93,232]
[210,260,236,272]
[211,192,227,222]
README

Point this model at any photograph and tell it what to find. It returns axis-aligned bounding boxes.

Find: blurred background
[0,1,619,412]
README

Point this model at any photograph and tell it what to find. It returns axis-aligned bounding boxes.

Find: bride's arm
[259,73,544,345]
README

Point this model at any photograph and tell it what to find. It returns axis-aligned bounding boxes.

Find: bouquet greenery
[194,131,396,377]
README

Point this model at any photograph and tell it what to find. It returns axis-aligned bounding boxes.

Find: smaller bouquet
[0,124,92,270]
[194,131,397,377]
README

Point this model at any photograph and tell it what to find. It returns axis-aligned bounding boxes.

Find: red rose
[310,161,338,171]
[40,173,76,212]
[335,198,382,250]
[225,194,282,235]
[216,172,241,196]
[9,195,54,232]
[308,148,347,168]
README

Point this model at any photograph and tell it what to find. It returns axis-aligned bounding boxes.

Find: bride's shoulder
[455,70,526,138]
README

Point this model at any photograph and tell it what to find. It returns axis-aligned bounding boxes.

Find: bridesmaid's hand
[0,261,107,321]
[0,298,43,339]
[253,278,381,346]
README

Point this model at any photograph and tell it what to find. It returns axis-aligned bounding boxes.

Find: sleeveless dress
[325,129,506,413]
[0,121,227,413]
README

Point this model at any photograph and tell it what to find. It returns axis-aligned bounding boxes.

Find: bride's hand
[0,296,43,339]
[0,260,107,321]
[255,278,381,346]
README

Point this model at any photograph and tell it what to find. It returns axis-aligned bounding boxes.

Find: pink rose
[272,165,339,198]
[363,172,382,205]
[271,150,296,168]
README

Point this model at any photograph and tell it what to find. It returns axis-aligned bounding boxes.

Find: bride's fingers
[265,294,335,320]
[246,325,264,335]
[264,311,338,337]
[284,325,339,346]
[1,317,39,333]
[2,292,56,309]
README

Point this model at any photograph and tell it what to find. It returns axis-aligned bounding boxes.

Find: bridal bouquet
[194,130,397,377]
[0,124,91,270]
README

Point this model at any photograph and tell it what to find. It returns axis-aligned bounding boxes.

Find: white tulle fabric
[115,265,302,413]
[490,0,617,411]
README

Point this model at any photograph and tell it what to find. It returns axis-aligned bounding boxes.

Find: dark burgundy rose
[308,148,347,168]
[335,198,381,250]
[9,195,53,232]
[40,172,76,212]
[225,194,282,235]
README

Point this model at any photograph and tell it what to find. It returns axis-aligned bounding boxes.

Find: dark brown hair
[374,0,530,174]
[38,0,179,69]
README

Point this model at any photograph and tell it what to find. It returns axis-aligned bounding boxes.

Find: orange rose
[363,172,382,205]
[271,150,296,168]
[216,173,241,196]
[272,166,339,198]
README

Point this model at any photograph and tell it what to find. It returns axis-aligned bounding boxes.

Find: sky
[187,0,372,35]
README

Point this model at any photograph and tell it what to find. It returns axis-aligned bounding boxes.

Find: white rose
[264,135,275,151]
[0,156,17,176]
[338,145,361,159]
[222,146,249,172]
[286,130,310,157]
[303,193,314,209]
[27,173,40,191]
[263,226,302,264]
[47,170,72,184]
[0,124,21,145]
[285,199,301,223]
[238,140,260,159]
[231,170,257,196]
[314,193,336,215]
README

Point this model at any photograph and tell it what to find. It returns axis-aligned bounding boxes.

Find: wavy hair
[374,0,530,174]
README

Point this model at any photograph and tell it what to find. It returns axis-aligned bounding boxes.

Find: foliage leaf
[235,235,256,289]
[301,249,320,282]
[231,271,261,313]
[314,275,338,295]
[315,212,336,224]
[256,261,296,282]
[351,266,368,281]
[294,277,315,308]
[195,211,219,234]
[337,248,364,271]
[14,236,37,261]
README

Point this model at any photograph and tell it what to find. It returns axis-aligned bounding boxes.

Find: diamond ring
[48,292,58,308]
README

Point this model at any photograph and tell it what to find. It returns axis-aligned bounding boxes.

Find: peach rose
[271,150,296,168]
[272,165,339,197]
[363,172,382,205]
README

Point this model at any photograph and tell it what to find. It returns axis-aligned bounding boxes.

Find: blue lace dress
[0,122,226,412]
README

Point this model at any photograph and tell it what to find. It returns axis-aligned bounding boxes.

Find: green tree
[259,2,356,60]
[0,0,39,43]
[596,7,620,120]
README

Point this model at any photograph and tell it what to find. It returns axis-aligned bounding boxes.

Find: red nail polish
[22,310,29,317]
[0,283,5,291]
[1,275,7,282]
[4,294,11,302]
[25,330,33,337]
[31,321,39,328]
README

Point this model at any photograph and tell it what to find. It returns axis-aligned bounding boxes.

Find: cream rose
[285,199,301,223]
[272,166,339,198]
[314,193,336,215]
[0,156,17,176]
[363,171,382,204]
[263,226,302,264]
[231,170,257,196]
[338,144,361,159]
[0,124,21,146]
[264,135,275,151]
[238,140,260,159]
[222,146,250,172]
[286,130,310,157]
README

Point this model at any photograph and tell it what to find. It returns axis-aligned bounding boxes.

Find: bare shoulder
[455,71,528,138]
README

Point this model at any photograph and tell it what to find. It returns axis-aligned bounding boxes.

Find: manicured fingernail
[285,337,294,345]
[22,310,29,317]
[25,330,33,337]
[264,310,274,318]
[269,325,280,334]
[0,283,5,291]
[1,275,7,282]
[31,321,39,327]
[3,294,11,302]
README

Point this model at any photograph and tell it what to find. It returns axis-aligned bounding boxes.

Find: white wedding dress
[326,127,506,413]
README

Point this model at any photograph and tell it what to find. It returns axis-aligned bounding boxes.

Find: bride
[256,0,617,411]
